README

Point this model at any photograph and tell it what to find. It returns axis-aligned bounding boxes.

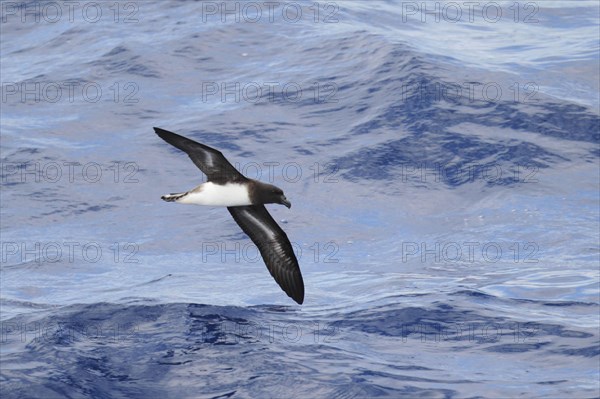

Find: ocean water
[1,1,599,398]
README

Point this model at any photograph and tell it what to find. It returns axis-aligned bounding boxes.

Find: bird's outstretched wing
[228,205,304,304]
[154,127,246,184]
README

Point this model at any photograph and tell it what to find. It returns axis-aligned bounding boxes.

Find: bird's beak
[281,196,291,209]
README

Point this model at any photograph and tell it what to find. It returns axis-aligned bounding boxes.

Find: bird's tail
[161,192,188,202]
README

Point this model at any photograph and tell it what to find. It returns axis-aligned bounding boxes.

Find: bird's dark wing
[228,205,304,304]
[154,127,246,184]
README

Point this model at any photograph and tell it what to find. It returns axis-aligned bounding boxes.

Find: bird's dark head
[264,184,291,208]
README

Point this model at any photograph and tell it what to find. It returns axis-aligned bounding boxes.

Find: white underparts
[173,182,252,207]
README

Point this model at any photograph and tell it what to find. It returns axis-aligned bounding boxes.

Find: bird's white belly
[179,182,252,206]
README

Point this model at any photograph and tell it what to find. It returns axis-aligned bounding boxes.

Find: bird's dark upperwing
[154,127,246,184]
[228,205,304,304]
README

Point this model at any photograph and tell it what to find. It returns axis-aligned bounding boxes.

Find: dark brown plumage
[155,127,304,304]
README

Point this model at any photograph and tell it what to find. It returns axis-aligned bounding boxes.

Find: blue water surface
[1,1,599,398]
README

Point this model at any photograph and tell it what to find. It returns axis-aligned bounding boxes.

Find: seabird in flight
[154,127,304,304]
